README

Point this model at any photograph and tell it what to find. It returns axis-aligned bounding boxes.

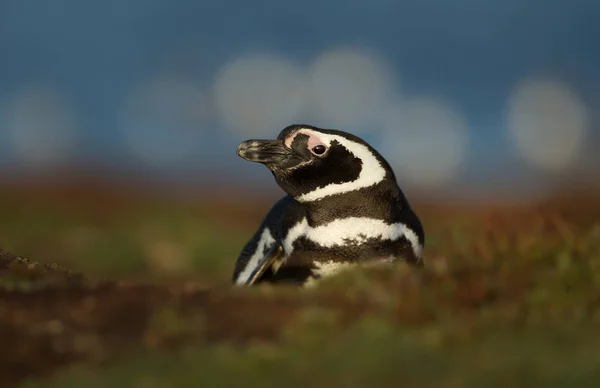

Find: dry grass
[0,183,599,387]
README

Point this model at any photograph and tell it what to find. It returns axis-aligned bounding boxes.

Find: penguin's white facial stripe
[282,217,423,260]
[293,129,387,202]
[235,227,276,285]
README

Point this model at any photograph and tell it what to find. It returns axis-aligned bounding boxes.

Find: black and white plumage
[232,124,425,287]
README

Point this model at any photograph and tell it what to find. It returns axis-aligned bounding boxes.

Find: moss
[0,189,599,386]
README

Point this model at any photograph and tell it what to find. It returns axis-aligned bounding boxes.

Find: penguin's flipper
[232,225,280,285]
[232,195,303,286]
[243,244,286,285]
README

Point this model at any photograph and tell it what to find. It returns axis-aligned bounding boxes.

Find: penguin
[232,124,425,287]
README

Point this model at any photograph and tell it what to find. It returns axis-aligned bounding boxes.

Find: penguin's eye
[311,145,327,155]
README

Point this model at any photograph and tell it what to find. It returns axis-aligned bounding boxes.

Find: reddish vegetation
[1,181,599,386]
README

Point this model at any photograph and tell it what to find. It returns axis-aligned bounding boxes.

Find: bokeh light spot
[214,54,308,137]
[309,47,395,129]
[5,84,79,168]
[507,77,590,172]
[380,97,468,189]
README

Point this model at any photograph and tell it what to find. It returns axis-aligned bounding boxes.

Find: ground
[1,182,599,387]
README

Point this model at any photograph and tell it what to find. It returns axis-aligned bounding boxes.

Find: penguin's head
[237,124,396,202]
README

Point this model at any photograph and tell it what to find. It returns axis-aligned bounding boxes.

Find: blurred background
[0,0,599,280]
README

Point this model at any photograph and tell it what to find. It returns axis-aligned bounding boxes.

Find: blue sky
[0,0,598,193]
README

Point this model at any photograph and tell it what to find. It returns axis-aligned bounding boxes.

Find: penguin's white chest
[282,216,416,256]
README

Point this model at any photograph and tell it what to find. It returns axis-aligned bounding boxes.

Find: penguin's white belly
[282,217,421,257]
[304,258,394,288]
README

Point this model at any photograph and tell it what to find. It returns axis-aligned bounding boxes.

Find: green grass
[24,318,600,388]
[2,187,600,387]
[0,194,249,282]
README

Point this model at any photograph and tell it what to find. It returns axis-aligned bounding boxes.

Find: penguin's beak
[237,139,293,165]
